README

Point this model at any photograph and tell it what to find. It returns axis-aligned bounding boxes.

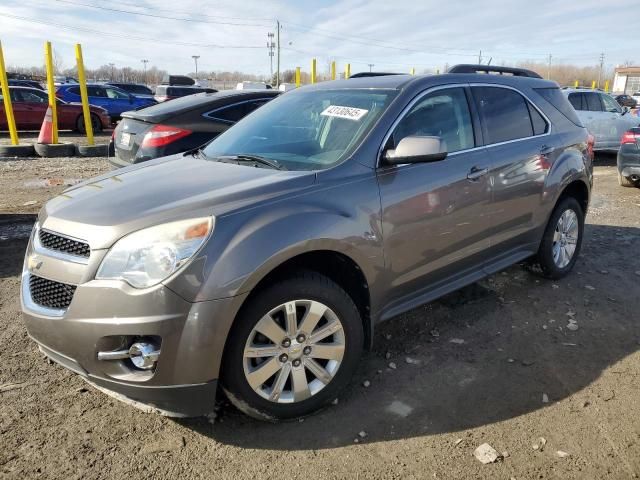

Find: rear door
[568,92,599,141]
[471,85,552,260]
[104,87,133,116]
[86,86,109,112]
[583,92,610,148]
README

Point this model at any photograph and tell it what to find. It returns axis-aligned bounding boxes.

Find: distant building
[613,66,640,94]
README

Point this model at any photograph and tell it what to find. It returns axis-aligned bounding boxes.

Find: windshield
[202,88,396,171]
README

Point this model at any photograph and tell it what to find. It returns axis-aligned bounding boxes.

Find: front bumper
[21,225,247,417]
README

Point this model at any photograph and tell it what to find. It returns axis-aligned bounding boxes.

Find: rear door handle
[540,145,555,156]
[467,166,489,181]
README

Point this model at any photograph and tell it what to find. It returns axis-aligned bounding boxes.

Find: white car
[235,81,272,90]
[564,88,640,151]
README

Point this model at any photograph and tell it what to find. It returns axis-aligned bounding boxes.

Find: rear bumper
[617,145,640,177]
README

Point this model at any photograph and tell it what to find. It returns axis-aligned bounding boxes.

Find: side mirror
[383,136,448,165]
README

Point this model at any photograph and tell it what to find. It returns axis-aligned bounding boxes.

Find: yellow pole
[345,63,350,79]
[331,61,336,80]
[0,41,19,145]
[604,80,610,92]
[591,80,596,89]
[295,67,301,88]
[574,80,579,88]
[75,44,94,145]
[311,58,316,84]
[410,68,415,75]
[44,41,58,144]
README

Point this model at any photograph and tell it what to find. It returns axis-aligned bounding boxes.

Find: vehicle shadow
[0,214,35,279]
[178,223,640,450]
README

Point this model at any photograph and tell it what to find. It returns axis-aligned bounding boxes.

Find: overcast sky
[0,0,637,77]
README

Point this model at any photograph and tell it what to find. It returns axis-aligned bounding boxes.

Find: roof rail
[447,64,543,79]
[349,72,403,78]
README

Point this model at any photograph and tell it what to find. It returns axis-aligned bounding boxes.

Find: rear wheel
[618,171,635,188]
[534,196,584,279]
[222,271,363,421]
[76,113,102,134]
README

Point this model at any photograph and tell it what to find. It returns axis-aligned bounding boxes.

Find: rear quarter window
[536,88,584,127]
[473,87,534,144]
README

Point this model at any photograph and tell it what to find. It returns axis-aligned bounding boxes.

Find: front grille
[29,275,77,310]
[39,230,90,258]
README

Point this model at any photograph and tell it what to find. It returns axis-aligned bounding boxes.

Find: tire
[0,144,35,158]
[534,196,584,279]
[618,171,635,188]
[75,144,109,157]
[34,142,76,158]
[76,113,103,134]
[221,271,364,421]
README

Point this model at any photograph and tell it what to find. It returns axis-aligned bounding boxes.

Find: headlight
[96,217,213,288]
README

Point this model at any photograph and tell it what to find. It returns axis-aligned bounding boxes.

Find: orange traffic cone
[38,106,54,144]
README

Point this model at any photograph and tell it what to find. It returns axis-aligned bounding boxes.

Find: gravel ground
[1,153,639,479]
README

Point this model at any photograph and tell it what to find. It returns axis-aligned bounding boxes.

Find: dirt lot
[1,152,639,479]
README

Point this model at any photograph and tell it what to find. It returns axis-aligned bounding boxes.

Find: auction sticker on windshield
[321,105,368,121]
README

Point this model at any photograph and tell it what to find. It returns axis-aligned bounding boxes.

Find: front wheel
[535,196,584,279]
[222,272,364,421]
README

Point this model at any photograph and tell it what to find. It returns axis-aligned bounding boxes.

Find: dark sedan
[0,86,110,132]
[110,89,280,168]
[615,94,638,108]
[617,127,640,187]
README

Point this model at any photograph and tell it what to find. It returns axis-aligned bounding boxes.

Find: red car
[0,86,110,132]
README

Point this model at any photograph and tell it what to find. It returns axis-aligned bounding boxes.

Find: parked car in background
[110,89,280,168]
[56,84,156,122]
[632,92,640,104]
[278,83,296,92]
[236,81,272,90]
[7,79,44,90]
[617,127,640,187]
[563,88,640,151]
[54,76,78,85]
[105,82,155,100]
[614,94,638,108]
[0,86,110,132]
[161,75,195,86]
[22,66,593,421]
[153,85,216,102]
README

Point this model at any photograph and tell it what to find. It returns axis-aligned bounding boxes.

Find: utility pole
[478,50,482,64]
[597,52,605,88]
[109,63,115,80]
[141,59,148,85]
[368,63,374,72]
[547,54,552,80]
[192,55,200,81]
[276,20,281,88]
[267,32,275,84]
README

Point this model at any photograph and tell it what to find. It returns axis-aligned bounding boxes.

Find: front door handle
[467,166,489,181]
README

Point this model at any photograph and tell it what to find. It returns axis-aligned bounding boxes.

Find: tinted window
[68,86,81,96]
[528,103,548,135]
[568,93,584,110]
[17,90,47,103]
[601,94,621,113]
[86,86,106,97]
[105,88,129,99]
[535,87,583,126]
[392,87,474,153]
[474,87,533,144]
[209,103,247,123]
[584,93,602,112]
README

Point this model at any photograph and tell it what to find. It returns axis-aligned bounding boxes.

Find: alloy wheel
[552,209,579,268]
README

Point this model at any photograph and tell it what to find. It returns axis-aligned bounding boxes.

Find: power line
[52,0,271,27]
[1,13,266,49]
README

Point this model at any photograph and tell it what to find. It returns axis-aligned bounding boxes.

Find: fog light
[128,342,160,370]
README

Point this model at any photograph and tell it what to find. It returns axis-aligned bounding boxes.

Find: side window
[245,99,270,115]
[19,91,47,103]
[601,94,621,113]
[69,86,81,96]
[474,87,533,144]
[568,93,584,110]
[584,93,602,112]
[9,90,21,102]
[86,86,104,97]
[208,103,248,123]
[528,103,548,135]
[105,88,129,99]
[391,87,474,153]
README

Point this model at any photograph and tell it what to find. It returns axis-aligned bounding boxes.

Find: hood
[40,154,315,249]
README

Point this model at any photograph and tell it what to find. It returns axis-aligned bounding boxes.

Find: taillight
[587,133,595,159]
[141,124,192,148]
[621,130,639,144]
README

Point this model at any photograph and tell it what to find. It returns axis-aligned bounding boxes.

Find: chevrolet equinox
[21,65,593,421]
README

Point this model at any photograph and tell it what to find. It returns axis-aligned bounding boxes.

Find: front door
[377,86,493,308]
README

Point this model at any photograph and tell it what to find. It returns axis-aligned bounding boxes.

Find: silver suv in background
[563,88,640,151]
[21,65,592,421]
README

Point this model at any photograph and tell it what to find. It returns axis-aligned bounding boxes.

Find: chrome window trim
[377,83,552,168]
[34,225,90,265]
[203,97,274,124]
[21,270,66,318]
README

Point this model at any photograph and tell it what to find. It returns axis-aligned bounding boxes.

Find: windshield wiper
[221,154,287,171]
